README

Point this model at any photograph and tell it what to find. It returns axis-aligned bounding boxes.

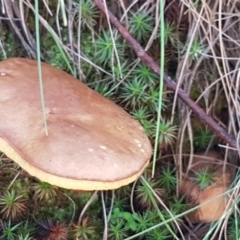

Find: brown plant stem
[94,0,237,149]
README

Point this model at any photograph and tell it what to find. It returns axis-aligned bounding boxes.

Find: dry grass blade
[93,0,237,148]
[1,0,36,58]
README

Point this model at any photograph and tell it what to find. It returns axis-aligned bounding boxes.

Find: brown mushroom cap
[0,58,152,190]
[179,151,231,223]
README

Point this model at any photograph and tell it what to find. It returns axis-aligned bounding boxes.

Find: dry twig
[94,0,237,149]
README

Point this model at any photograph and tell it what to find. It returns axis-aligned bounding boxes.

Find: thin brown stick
[94,0,237,149]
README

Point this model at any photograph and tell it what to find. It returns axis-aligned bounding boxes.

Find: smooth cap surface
[179,151,231,223]
[0,58,152,190]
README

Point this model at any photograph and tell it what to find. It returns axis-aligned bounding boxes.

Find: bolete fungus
[179,151,232,223]
[0,58,152,190]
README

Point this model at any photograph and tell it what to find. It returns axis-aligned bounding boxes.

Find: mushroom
[179,151,232,223]
[0,58,152,190]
